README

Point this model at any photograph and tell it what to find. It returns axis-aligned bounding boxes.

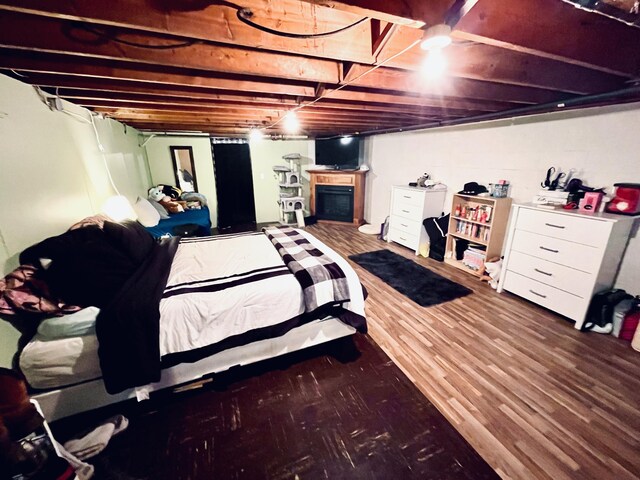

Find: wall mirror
[170,146,198,192]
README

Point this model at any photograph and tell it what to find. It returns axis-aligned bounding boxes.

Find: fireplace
[316,185,354,222]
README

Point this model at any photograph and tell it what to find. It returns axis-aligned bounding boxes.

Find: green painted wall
[0,74,152,368]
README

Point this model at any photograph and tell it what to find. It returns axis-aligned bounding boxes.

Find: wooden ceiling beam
[325,88,514,111]
[25,71,511,112]
[109,117,416,129]
[0,49,316,97]
[0,7,623,96]
[453,0,640,77]
[60,94,452,118]
[0,11,341,84]
[23,75,305,104]
[0,0,374,64]
[92,105,442,123]
[76,101,447,121]
[368,28,625,94]
[298,0,455,27]
[342,66,570,104]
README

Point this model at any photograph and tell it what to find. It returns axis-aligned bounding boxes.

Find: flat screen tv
[315,137,361,169]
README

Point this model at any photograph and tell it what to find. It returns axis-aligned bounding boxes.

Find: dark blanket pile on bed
[20,221,179,394]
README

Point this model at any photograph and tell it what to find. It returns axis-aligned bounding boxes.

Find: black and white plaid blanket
[263,226,350,312]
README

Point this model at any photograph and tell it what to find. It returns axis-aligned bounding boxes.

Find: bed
[8,222,366,421]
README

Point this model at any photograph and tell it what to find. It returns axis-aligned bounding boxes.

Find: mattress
[20,334,102,390]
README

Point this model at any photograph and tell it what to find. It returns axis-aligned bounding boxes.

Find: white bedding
[159,232,304,356]
[20,229,365,390]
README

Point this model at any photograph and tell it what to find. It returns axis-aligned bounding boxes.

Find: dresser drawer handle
[402,209,410,213]
[529,289,547,298]
[534,268,553,276]
[401,223,408,227]
[544,222,566,229]
[399,236,407,241]
[403,195,411,199]
[539,246,559,253]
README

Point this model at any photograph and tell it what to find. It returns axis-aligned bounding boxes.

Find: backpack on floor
[582,289,632,332]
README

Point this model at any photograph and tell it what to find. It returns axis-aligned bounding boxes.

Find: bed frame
[34,317,355,421]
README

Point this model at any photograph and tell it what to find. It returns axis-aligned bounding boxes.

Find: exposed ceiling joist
[0,11,342,84]
[453,0,640,77]
[0,0,638,136]
[297,0,455,27]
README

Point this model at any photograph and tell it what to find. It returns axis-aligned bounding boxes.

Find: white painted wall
[0,74,151,367]
[365,102,640,292]
[249,139,315,223]
[145,136,218,227]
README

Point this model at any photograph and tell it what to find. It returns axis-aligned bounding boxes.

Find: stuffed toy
[158,184,182,200]
[480,257,502,289]
[148,187,186,214]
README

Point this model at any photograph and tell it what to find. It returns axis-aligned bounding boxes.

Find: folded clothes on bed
[37,307,99,339]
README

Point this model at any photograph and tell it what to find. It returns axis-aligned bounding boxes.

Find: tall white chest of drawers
[387,186,446,255]
[498,204,637,330]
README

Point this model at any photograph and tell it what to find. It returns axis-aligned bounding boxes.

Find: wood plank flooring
[307,223,640,480]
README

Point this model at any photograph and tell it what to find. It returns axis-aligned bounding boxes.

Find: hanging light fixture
[421,48,448,80]
[340,136,353,145]
[283,111,300,133]
[420,24,452,51]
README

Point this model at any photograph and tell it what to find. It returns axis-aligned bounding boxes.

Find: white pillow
[132,197,160,227]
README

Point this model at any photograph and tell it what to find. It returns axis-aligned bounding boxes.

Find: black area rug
[53,335,497,480]
[349,249,472,307]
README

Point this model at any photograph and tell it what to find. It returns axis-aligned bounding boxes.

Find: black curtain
[211,142,257,231]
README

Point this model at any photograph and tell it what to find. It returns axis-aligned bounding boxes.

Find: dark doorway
[211,142,257,232]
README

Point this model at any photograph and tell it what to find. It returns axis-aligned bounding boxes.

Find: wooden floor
[54,335,498,480]
[307,223,640,480]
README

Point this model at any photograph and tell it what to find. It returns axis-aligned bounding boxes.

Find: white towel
[63,414,128,461]
[54,440,94,479]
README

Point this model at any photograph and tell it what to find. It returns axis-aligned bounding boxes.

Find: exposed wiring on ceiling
[33,85,121,195]
[560,0,640,28]
[75,22,200,49]
[262,38,422,131]
[236,8,368,38]
[10,69,28,78]
[90,114,121,196]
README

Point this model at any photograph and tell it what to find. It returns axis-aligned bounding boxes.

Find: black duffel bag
[422,213,449,261]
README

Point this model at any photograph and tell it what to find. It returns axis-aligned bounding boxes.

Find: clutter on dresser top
[531,166,638,215]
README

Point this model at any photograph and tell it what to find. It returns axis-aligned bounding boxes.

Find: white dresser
[498,204,637,330]
[387,186,446,255]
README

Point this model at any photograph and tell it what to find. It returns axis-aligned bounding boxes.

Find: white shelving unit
[274,154,305,225]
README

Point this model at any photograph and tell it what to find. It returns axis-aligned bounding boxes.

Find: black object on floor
[171,223,199,237]
[52,335,497,480]
[349,249,472,307]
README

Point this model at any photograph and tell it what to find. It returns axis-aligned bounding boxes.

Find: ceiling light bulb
[283,111,300,133]
[422,48,448,80]
[420,24,452,51]
[340,136,353,145]
[249,128,264,141]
